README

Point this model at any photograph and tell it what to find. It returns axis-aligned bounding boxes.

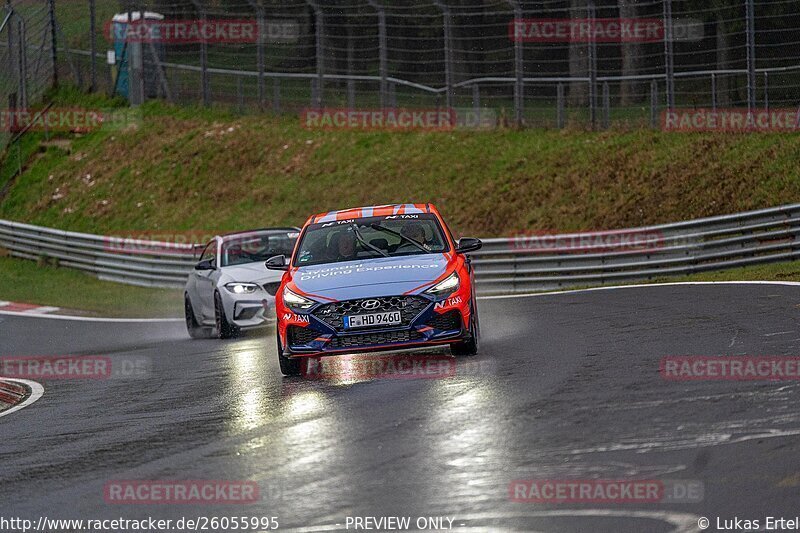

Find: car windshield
[220,231,298,267]
[294,215,449,267]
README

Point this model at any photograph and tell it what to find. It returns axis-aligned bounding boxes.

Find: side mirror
[265,255,289,271]
[456,237,482,254]
[195,259,215,271]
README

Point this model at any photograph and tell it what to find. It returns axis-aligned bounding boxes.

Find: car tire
[450,304,479,357]
[277,333,302,376]
[214,292,237,339]
[185,295,211,339]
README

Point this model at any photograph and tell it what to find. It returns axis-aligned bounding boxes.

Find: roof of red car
[308,204,436,224]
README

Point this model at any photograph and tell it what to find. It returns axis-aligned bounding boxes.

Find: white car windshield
[221,231,297,267]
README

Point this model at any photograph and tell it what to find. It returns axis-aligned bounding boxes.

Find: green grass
[0,255,182,318]
[3,86,800,240]
[653,260,800,284]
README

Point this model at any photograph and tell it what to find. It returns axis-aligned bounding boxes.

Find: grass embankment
[1,87,800,315]
[3,88,800,237]
[0,256,181,318]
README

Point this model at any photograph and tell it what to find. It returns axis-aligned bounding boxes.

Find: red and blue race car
[266,204,483,376]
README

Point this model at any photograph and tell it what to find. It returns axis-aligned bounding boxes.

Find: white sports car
[184,228,300,338]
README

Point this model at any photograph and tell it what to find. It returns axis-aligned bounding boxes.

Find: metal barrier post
[557,82,565,129]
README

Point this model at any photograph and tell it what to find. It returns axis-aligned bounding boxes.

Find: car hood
[291,254,449,300]
[221,262,283,285]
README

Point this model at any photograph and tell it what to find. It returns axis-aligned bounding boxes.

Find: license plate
[344,311,402,329]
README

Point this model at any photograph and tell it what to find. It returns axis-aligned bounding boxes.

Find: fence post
[663,0,675,109]
[347,36,355,109]
[557,82,565,129]
[237,76,243,113]
[89,0,96,92]
[588,0,597,129]
[6,5,16,107]
[188,0,209,106]
[273,78,281,113]
[305,0,324,108]
[746,0,756,111]
[17,19,27,109]
[764,71,768,110]
[650,79,658,128]
[505,0,523,126]
[245,0,265,107]
[602,81,609,129]
[366,0,388,109]
[472,84,479,118]
[433,0,453,110]
[711,73,717,111]
[47,0,57,87]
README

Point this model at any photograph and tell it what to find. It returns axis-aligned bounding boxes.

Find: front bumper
[220,291,277,329]
[278,294,471,357]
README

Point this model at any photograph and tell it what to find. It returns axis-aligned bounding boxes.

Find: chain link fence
[7,0,800,131]
[0,0,55,151]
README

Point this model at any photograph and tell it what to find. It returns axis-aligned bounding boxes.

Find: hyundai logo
[361,299,381,310]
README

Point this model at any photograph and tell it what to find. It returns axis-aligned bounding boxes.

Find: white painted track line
[0,281,797,320]
[0,379,44,419]
[479,280,800,300]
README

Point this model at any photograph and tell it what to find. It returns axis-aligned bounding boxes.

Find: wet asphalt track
[2,283,800,532]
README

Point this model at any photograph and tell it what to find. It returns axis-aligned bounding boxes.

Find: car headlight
[425,272,460,297]
[225,282,259,295]
[283,287,316,310]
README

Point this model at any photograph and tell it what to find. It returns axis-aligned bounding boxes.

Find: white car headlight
[283,287,316,310]
[425,272,460,297]
[225,282,260,295]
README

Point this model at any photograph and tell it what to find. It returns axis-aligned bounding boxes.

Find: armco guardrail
[473,203,800,294]
[1,204,799,294]
[0,220,198,288]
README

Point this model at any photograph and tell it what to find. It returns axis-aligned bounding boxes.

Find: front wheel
[450,306,479,356]
[214,292,237,339]
[277,334,302,376]
[185,295,211,339]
